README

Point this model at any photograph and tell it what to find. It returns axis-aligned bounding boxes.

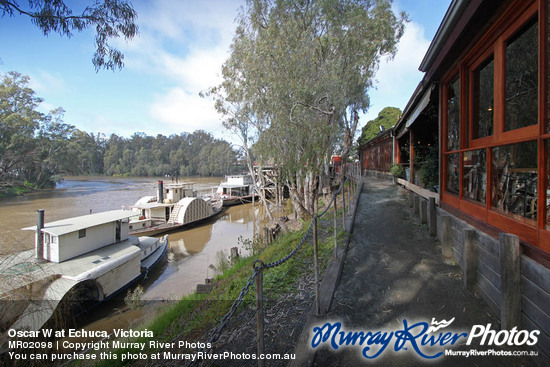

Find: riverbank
[90,213,344,366]
[0,182,39,197]
[73,182,354,367]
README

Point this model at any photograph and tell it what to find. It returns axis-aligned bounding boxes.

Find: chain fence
[188,172,359,366]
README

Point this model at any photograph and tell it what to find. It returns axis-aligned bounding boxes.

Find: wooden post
[263,228,271,246]
[442,215,453,259]
[463,229,477,289]
[230,247,239,262]
[409,191,414,207]
[499,233,521,330]
[409,129,415,184]
[428,197,437,237]
[419,198,427,224]
[413,194,420,215]
[254,262,265,367]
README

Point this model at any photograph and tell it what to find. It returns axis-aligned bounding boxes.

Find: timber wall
[434,207,550,362]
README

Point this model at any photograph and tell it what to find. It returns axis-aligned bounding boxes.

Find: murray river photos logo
[310,318,540,359]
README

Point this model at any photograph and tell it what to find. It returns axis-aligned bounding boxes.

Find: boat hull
[221,195,258,206]
[2,236,168,332]
[129,202,223,236]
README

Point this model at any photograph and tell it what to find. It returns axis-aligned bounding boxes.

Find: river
[0,176,279,330]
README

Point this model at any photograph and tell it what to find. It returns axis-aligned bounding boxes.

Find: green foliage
[390,164,405,179]
[124,285,144,310]
[416,144,439,191]
[0,71,239,195]
[101,130,237,177]
[0,0,138,71]
[358,107,401,145]
[215,250,231,273]
[212,0,406,218]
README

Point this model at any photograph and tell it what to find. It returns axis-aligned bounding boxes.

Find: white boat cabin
[23,210,135,263]
[217,175,254,197]
[129,181,197,230]
[161,182,195,203]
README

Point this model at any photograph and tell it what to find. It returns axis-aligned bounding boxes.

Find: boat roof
[130,202,173,209]
[22,210,136,236]
[220,184,249,188]
[164,182,194,188]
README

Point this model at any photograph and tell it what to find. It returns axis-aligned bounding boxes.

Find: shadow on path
[297,177,537,366]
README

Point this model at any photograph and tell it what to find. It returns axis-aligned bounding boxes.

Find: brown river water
[0,176,279,331]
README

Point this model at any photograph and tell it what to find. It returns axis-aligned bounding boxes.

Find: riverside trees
[212,0,406,219]
[0,71,238,193]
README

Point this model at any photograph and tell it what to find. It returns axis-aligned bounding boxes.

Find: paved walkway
[293,177,537,366]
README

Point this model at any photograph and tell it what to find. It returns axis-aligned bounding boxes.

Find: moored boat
[0,209,168,332]
[128,180,223,236]
[213,175,258,206]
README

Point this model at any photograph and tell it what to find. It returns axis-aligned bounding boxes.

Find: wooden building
[392,0,550,359]
[358,128,395,180]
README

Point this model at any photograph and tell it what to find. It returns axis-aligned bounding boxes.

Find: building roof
[22,210,136,236]
[419,0,469,72]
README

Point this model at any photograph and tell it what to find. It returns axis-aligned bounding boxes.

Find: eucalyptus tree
[0,0,138,71]
[213,0,405,219]
[0,71,43,185]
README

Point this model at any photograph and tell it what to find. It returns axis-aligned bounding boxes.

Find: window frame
[440,0,547,249]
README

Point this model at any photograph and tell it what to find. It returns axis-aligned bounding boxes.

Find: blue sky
[0,0,451,143]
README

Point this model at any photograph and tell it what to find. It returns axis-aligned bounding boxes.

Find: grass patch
[93,212,345,365]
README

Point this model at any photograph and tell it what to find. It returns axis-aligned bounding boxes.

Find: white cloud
[149,86,223,135]
[374,21,430,96]
[111,1,241,138]
[28,70,69,95]
[361,20,431,124]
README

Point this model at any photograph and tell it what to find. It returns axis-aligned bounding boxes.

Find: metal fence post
[348,177,352,202]
[254,261,265,367]
[313,216,320,316]
[341,183,346,230]
[333,194,338,255]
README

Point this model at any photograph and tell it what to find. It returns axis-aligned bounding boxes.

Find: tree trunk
[289,186,312,220]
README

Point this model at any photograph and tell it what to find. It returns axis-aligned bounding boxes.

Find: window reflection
[546,140,550,229]
[463,149,486,204]
[505,18,538,131]
[446,153,460,195]
[447,76,460,151]
[491,141,537,222]
[472,57,494,139]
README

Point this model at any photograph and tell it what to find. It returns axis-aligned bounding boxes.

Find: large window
[446,153,460,195]
[491,141,537,223]
[505,18,538,132]
[463,149,487,204]
[447,76,460,151]
[472,56,494,139]
[441,0,545,249]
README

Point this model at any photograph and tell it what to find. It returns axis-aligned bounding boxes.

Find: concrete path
[293,177,537,366]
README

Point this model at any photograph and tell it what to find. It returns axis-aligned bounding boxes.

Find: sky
[0,0,451,144]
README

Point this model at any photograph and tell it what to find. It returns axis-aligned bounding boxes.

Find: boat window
[79,229,86,239]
